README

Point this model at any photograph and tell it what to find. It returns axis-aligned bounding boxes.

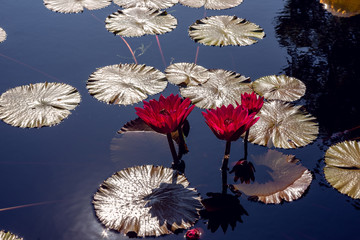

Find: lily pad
[320,0,360,17]
[0,27,6,43]
[0,230,23,240]
[189,16,265,47]
[252,75,306,102]
[105,7,177,37]
[87,63,167,105]
[165,62,210,86]
[232,150,312,204]
[0,82,81,128]
[324,141,360,199]
[180,68,252,109]
[180,0,243,10]
[113,0,178,9]
[247,100,319,149]
[43,0,111,13]
[93,165,202,237]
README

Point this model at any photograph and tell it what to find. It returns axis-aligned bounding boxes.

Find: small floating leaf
[180,0,243,10]
[0,27,6,43]
[0,82,81,128]
[252,75,306,102]
[324,141,360,199]
[105,7,177,37]
[189,16,265,47]
[43,0,111,13]
[247,100,319,149]
[165,62,210,86]
[180,69,252,109]
[87,63,167,105]
[0,230,23,240]
[93,165,202,237]
[319,0,360,17]
[114,0,178,9]
[232,150,312,204]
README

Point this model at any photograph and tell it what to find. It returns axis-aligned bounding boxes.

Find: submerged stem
[222,141,231,194]
[244,129,249,160]
[167,133,179,167]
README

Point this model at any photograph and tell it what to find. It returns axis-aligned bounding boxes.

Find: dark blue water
[1,1,359,239]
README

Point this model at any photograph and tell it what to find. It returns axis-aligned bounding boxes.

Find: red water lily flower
[241,92,264,114]
[202,104,259,142]
[185,228,201,240]
[135,94,195,134]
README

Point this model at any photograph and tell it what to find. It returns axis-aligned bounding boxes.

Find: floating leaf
[113,0,178,9]
[0,230,23,240]
[189,16,265,47]
[247,100,319,149]
[43,0,111,13]
[93,165,202,237]
[0,82,81,128]
[87,63,167,105]
[320,0,360,17]
[180,0,243,10]
[232,150,312,204]
[180,69,251,109]
[252,75,306,102]
[0,27,6,43]
[165,62,210,87]
[324,141,360,199]
[105,7,177,37]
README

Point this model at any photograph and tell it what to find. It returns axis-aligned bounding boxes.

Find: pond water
[0,0,359,239]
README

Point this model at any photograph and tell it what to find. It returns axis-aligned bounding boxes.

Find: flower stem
[177,126,186,160]
[167,133,179,167]
[222,141,231,194]
[244,129,249,160]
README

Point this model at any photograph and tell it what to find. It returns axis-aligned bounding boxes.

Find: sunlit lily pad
[189,16,265,47]
[180,69,252,109]
[320,0,360,17]
[105,7,177,37]
[87,63,167,105]
[113,0,178,9]
[232,150,312,204]
[0,82,81,128]
[252,75,306,102]
[93,165,202,237]
[0,230,23,240]
[165,62,210,86]
[324,141,360,199]
[180,0,243,10]
[43,0,111,13]
[0,27,6,43]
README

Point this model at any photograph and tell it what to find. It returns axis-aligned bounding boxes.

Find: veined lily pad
[87,63,167,105]
[93,165,202,237]
[189,16,265,47]
[0,82,81,128]
[247,101,319,149]
[0,230,23,240]
[252,75,306,102]
[0,27,6,43]
[320,0,360,17]
[324,141,360,199]
[180,0,243,10]
[232,150,312,204]
[105,7,177,37]
[180,69,252,109]
[165,62,210,86]
[113,0,178,9]
[43,0,111,13]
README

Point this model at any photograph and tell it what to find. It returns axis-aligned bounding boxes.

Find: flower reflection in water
[229,159,256,184]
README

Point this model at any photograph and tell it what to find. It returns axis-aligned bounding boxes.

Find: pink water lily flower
[241,92,264,114]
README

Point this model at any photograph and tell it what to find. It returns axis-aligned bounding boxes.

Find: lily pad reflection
[113,0,178,9]
[189,16,265,47]
[0,230,23,240]
[43,0,111,13]
[0,27,6,43]
[324,141,360,199]
[0,82,81,128]
[93,165,202,237]
[232,150,312,204]
[180,0,243,10]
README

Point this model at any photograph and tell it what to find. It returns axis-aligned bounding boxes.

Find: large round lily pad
[247,100,319,149]
[0,230,23,240]
[165,62,210,86]
[43,0,111,13]
[319,0,360,17]
[87,63,167,105]
[93,165,202,237]
[232,150,312,204]
[180,69,252,109]
[324,141,360,199]
[113,0,178,9]
[252,75,306,102]
[105,7,177,37]
[0,82,81,128]
[189,15,265,47]
[0,27,6,43]
[180,0,243,10]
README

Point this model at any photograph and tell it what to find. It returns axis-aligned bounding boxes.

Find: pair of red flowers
[135,93,264,142]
